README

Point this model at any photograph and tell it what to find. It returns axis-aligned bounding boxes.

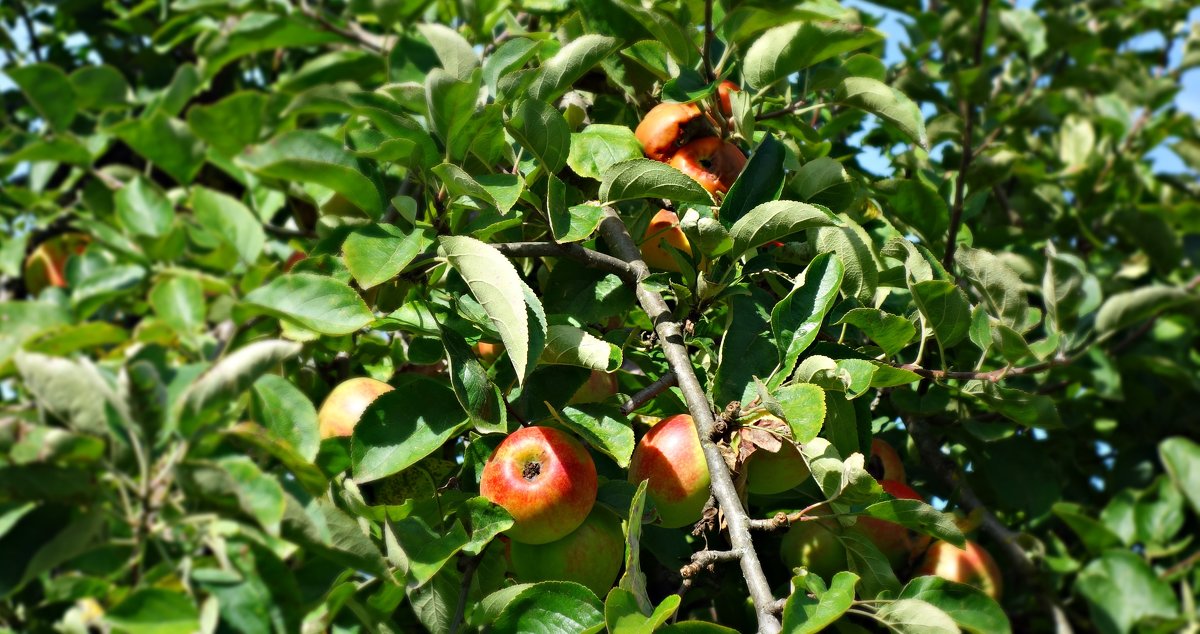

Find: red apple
[856,480,924,569]
[317,377,394,439]
[628,414,711,528]
[635,102,705,162]
[869,438,906,484]
[639,209,692,272]
[474,341,504,366]
[915,539,1003,600]
[717,80,740,117]
[23,233,89,295]
[509,506,625,596]
[781,519,847,582]
[283,250,306,271]
[568,369,619,404]
[480,426,598,545]
[667,137,746,195]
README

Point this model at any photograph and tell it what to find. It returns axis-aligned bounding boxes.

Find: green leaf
[239,273,373,336]
[793,157,858,213]
[343,222,435,289]
[506,99,571,174]
[569,124,645,181]
[69,65,130,111]
[782,570,858,634]
[552,203,609,243]
[899,577,1012,634]
[483,38,542,95]
[600,159,714,205]
[619,480,653,613]
[199,12,342,79]
[540,325,622,371]
[954,246,1029,331]
[0,302,73,373]
[814,221,879,304]
[186,91,267,156]
[191,186,265,267]
[110,113,206,184]
[22,322,128,357]
[771,253,845,387]
[838,529,901,598]
[861,499,965,547]
[803,438,882,506]
[115,176,173,238]
[999,9,1047,58]
[744,21,884,89]
[1095,286,1196,336]
[425,68,482,161]
[440,324,506,434]
[1160,437,1200,517]
[351,376,469,482]
[714,289,778,406]
[552,405,635,469]
[720,134,787,228]
[251,375,320,462]
[604,588,680,633]
[176,339,302,432]
[238,130,383,218]
[835,77,928,148]
[416,23,479,80]
[492,581,605,634]
[874,598,961,634]
[462,496,515,555]
[774,383,827,443]
[149,275,205,342]
[104,589,199,634]
[392,516,470,586]
[441,235,542,382]
[1054,502,1125,554]
[14,352,123,436]
[528,34,621,103]
[7,63,77,132]
[224,423,328,496]
[729,200,840,257]
[911,280,972,349]
[886,178,948,245]
[72,264,147,318]
[1075,550,1179,634]
[836,308,915,356]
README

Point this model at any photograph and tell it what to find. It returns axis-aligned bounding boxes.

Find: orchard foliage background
[2,0,1200,632]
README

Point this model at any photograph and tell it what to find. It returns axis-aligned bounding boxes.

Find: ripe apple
[915,539,1003,600]
[480,426,598,544]
[283,250,306,271]
[23,233,89,295]
[509,506,625,596]
[568,369,619,404]
[780,519,847,582]
[317,377,394,439]
[856,480,924,569]
[474,341,504,366]
[717,80,740,117]
[667,137,747,195]
[635,102,705,162]
[628,414,711,528]
[869,438,906,484]
[639,209,692,272]
[744,435,811,495]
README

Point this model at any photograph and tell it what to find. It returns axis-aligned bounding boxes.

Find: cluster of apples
[781,439,1003,600]
[634,82,747,273]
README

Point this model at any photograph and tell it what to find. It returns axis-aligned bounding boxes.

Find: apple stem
[597,207,783,634]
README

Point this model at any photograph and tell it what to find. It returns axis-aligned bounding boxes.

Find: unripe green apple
[628,414,711,528]
[509,506,624,596]
[316,377,394,439]
[856,480,923,569]
[568,369,619,404]
[781,519,847,582]
[743,416,810,495]
[915,539,1003,600]
[480,426,598,545]
[869,438,906,484]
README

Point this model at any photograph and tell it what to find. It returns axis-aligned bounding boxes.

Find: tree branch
[295,0,389,52]
[943,0,991,272]
[493,241,634,281]
[449,550,484,634]
[621,371,677,415]
[15,1,42,63]
[702,0,715,82]
[597,208,781,634]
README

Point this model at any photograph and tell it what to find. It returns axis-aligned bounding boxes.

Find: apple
[283,250,306,271]
[869,438,906,484]
[474,341,504,366]
[568,369,619,404]
[915,539,1003,600]
[744,435,811,495]
[23,233,89,295]
[480,426,598,544]
[509,506,625,596]
[717,80,740,117]
[639,209,692,272]
[317,377,394,439]
[635,102,706,162]
[780,519,847,582]
[855,480,924,569]
[667,137,747,195]
[628,414,711,528]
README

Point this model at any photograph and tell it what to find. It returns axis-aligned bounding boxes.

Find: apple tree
[1,0,1199,632]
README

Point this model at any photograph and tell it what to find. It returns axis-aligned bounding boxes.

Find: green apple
[781,519,847,582]
[509,506,624,596]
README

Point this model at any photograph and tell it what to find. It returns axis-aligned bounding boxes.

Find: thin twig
[747,501,828,531]
[621,371,678,415]
[295,0,388,52]
[702,0,715,82]
[943,0,991,272]
[1161,550,1200,580]
[597,208,781,634]
[448,550,484,634]
[494,241,635,281]
[15,1,42,63]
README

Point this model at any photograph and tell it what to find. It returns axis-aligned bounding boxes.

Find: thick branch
[943,0,991,272]
[494,241,634,281]
[621,371,677,415]
[598,208,781,634]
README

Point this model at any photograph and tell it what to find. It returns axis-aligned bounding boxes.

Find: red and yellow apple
[869,438,906,484]
[856,480,923,569]
[668,137,746,195]
[474,341,504,366]
[635,102,705,162]
[317,377,394,439]
[639,209,692,272]
[480,426,598,545]
[568,369,619,404]
[717,80,740,117]
[509,506,624,596]
[781,519,847,582]
[628,414,711,528]
[23,233,89,295]
[915,539,1003,600]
